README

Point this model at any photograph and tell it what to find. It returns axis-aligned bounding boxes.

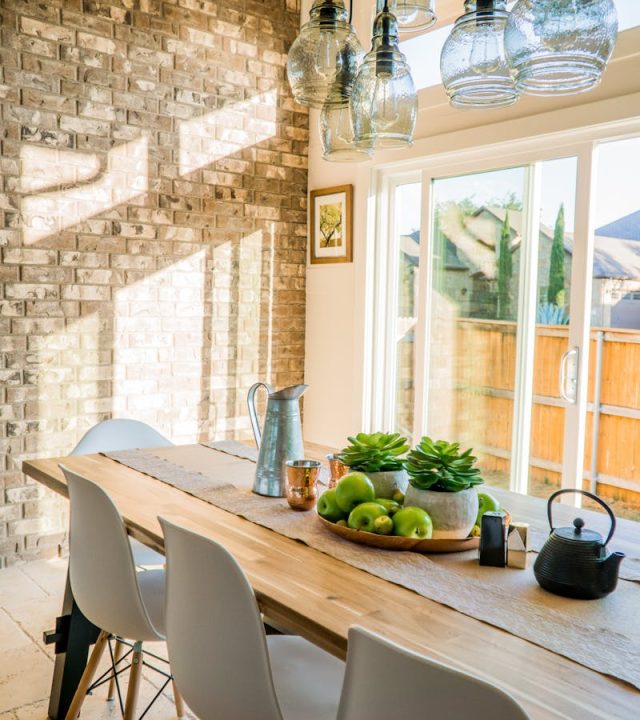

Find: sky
[395,136,640,236]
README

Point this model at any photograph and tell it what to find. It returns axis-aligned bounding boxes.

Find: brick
[0,0,306,567]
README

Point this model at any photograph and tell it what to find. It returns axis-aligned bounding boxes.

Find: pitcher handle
[247,382,274,449]
[547,488,616,546]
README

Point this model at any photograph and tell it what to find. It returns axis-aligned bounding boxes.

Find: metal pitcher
[247,382,308,497]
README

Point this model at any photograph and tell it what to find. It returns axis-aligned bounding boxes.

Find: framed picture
[309,184,353,264]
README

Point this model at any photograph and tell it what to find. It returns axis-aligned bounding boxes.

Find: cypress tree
[548,204,566,305]
[497,210,513,320]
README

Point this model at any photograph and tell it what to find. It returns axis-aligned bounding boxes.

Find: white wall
[302,5,640,448]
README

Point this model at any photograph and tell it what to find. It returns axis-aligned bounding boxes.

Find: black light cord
[349,0,353,24]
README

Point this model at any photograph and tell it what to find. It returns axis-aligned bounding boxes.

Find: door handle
[559,347,579,404]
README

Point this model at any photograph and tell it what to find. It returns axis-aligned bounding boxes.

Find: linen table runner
[103,444,640,690]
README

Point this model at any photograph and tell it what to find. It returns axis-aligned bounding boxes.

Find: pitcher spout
[269,384,309,400]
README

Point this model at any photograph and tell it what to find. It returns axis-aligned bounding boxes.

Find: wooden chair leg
[65,630,110,720]
[172,679,185,718]
[123,642,143,720]
[106,637,125,701]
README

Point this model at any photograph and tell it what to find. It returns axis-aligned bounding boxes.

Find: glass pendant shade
[351,7,418,149]
[440,0,518,109]
[504,0,618,96]
[390,0,437,31]
[319,102,372,162]
[287,0,364,108]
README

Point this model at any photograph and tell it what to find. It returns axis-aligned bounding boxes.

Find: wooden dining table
[23,443,640,720]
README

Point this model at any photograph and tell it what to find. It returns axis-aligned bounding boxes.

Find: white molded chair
[337,626,530,720]
[62,466,183,720]
[159,517,345,720]
[71,418,173,568]
[72,418,173,455]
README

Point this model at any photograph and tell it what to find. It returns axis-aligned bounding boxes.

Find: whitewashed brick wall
[0,0,308,566]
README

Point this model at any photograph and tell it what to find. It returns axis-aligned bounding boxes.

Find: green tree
[497,211,513,320]
[319,204,342,247]
[548,203,565,304]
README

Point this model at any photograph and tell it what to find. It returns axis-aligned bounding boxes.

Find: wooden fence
[450,319,640,504]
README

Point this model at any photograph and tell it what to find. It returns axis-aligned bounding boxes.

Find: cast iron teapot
[533,489,625,600]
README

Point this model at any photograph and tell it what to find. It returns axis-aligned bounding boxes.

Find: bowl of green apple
[316,434,507,553]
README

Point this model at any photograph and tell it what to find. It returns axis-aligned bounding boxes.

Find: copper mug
[326,453,349,489]
[285,460,321,511]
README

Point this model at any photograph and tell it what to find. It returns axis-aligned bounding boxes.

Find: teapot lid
[554,517,602,544]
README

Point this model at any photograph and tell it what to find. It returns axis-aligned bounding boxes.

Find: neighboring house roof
[400,206,640,282]
[592,235,640,279]
[596,210,640,241]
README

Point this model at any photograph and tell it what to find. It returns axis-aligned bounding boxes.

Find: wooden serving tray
[316,514,480,553]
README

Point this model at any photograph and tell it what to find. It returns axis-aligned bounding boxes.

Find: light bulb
[395,2,419,25]
[369,75,400,132]
[535,0,579,51]
[469,21,501,74]
[334,105,355,143]
[315,30,344,81]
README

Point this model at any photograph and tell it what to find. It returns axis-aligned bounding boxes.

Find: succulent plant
[338,432,409,473]
[405,437,483,492]
[536,302,569,325]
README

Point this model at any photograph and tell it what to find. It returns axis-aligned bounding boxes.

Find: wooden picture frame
[309,184,353,264]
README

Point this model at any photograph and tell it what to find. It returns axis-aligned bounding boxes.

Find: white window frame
[369,117,640,496]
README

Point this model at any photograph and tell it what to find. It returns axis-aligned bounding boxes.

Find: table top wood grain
[23,444,640,720]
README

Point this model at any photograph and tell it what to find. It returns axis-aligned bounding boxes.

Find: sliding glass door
[376,134,640,503]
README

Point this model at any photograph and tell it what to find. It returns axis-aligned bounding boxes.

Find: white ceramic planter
[365,469,409,499]
[404,486,479,539]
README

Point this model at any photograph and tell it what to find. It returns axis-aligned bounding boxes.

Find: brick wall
[0,0,308,566]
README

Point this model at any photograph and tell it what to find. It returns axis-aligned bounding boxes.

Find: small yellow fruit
[391,489,405,504]
[373,515,394,535]
[470,524,481,537]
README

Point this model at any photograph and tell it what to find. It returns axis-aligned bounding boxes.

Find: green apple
[317,489,347,523]
[335,471,376,513]
[476,492,501,526]
[374,498,401,516]
[391,488,405,504]
[373,515,394,535]
[336,519,348,527]
[347,502,388,532]
[393,506,433,539]
[470,524,481,537]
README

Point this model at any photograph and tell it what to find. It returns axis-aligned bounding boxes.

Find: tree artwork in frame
[310,185,353,264]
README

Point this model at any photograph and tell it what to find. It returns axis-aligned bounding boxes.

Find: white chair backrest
[337,626,530,720]
[62,465,162,642]
[160,518,284,720]
[72,419,173,455]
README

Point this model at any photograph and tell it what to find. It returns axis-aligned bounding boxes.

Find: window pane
[586,136,640,521]
[528,156,577,499]
[394,182,421,437]
[427,167,526,489]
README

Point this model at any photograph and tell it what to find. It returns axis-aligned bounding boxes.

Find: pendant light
[351,2,418,149]
[319,101,373,161]
[440,0,517,109]
[287,0,364,108]
[504,0,618,96]
[390,0,437,32]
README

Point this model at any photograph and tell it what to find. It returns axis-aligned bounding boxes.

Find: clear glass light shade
[351,9,418,149]
[390,0,437,31]
[287,0,364,108]
[440,1,518,109]
[319,102,372,162]
[504,0,618,96]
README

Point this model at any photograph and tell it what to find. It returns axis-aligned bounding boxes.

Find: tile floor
[0,558,191,719]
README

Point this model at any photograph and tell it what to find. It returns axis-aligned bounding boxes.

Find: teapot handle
[247,382,274,449]
[547,489,616,546]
